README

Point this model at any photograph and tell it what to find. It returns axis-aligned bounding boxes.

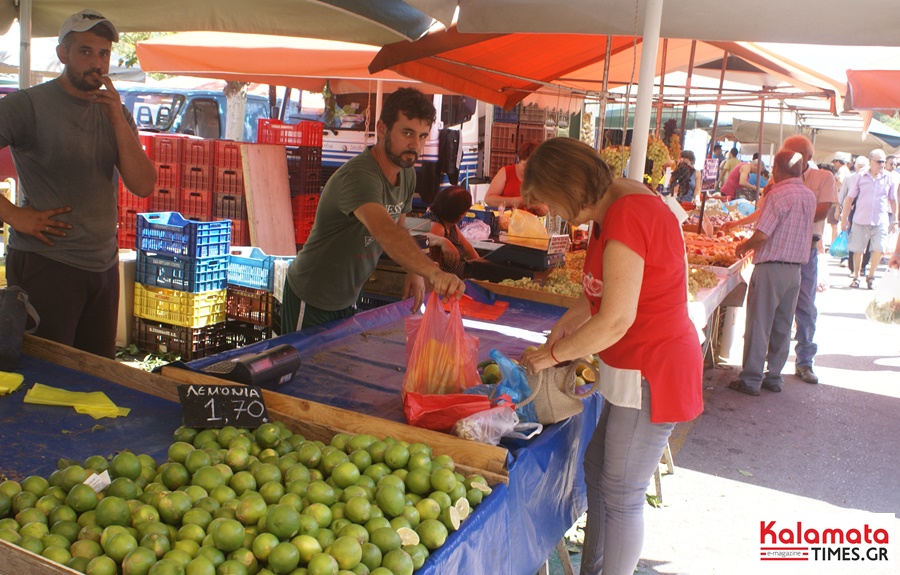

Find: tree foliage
[114,32,172,80]
[875,112,900,133]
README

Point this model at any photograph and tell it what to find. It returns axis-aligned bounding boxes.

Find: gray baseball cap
[58,9,119,44]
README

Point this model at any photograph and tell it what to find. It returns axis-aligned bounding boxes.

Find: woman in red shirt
[521,138,703,575]
[484,140,541,209]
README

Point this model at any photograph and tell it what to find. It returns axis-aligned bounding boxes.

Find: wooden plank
[0,539,75,575]
[472,279,579,309]
[160,366,509,480]
[241,143,296,255]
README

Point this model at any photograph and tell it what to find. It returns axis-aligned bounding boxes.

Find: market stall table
[184,284,602,575]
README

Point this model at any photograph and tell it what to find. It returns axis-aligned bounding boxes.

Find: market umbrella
[0,0,435,45]
[369,28,844,111]
[405,0,895,47]
[135,32,448,95]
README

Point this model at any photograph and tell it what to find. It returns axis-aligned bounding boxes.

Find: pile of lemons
[0,422,492,575]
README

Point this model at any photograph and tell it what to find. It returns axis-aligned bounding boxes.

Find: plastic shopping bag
[864,268,900,324]
[402,292,483,431]
[507,209,550,249]
[830,231,849,259]
[816,253,830,293]
[490,349,539,424]
[460,218,491,242]
[453,405,519,445]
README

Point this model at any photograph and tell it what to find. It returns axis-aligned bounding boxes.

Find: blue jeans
[794,246,818,368]
[580,381,675,575]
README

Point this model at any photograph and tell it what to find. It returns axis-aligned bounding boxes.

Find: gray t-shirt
[0,80,138,272]
[287,147,414,310]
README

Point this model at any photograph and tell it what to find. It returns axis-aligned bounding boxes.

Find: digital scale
[201,344,302,389]
[483,234,569,270]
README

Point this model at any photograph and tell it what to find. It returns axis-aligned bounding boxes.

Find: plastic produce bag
[864,268,900,324]
[460,218,491,242]
[830,231,849,259]
[507,209,549,249]
[454,405,518,445]
[402,292,484,431]
[490,349,539,424]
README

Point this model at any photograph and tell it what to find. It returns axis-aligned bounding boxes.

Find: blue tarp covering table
[186,282,603,575]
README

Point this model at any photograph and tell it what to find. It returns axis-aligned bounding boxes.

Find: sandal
[728,380,760,396]
[867,277,875,290]
[850,278,860,289]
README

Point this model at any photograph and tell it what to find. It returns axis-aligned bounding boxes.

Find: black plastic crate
[132,317,227,360]
[224,320,272,349]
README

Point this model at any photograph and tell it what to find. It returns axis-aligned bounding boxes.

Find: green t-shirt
[286,147,415,310]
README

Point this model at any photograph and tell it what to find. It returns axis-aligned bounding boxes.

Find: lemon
[255,423,282,449]
[367,527,401,555]
[182,508,213,531]
[347,434,377,453]
[415,519,448,550]
[252,463,282,486]
[85,555,118,575]
[110,453,143,481]
[96,496,131,528]
[306,553,339,575]
[104,531,139,563]
[211,519,245,553]
[158,491,193,525]
[22,475,50,497]
[290,534,322,563]
[184,556,216,575]
[428,491,452,511]
[439,506,461,532]
[17,534,45,555]
[177,523,207,545]
[403,469,431,497]
[235,494,267,526]
[66,484,99,514]
[67,556,90,573]
[402,543,428,570]
[330,535,363,570]
[122,546,158,575]
[342,496,372,524]
[381,548,413,575]
[382,445,409,471]
[431,455,455,472]
[215,559,248,575]
[307,482,337,506]
[268,541,300,574]
[331,462,361,490]
[148,558,187,575]
[265,504,301,540]
[251,532,279,561]
[374,486,404,519]
[359,541,383,571]
[338,523,369,546]
[414,498,440,522]
[71,538,103,560]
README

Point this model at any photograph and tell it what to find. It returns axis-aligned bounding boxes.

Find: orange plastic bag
[402,292,483,430]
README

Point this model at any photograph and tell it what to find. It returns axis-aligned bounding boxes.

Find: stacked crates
[226,247,295,347]
[212,140,250,246]
[258,119,325,247]
[489,104,554,178]
[132,212,232,360]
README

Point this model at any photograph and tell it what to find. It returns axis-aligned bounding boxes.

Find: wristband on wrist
[549,342,561,364]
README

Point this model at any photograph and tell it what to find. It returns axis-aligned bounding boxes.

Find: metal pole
[755,94,765,199]
[374,80,384,145]
[19,0,33,89]
[655,38,668,138]
[707,50,729,159]
[778,101,785,148]
[680,40,697,143]
[596,36,613,149]
[627,0,665,182]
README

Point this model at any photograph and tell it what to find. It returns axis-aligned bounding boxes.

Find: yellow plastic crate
[133,283,226,328]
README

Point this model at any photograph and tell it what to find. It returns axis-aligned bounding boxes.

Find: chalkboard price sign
[177,384,269,429]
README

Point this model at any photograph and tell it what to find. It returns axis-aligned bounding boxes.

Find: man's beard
[66,67,103,92]
[384,131,418,169]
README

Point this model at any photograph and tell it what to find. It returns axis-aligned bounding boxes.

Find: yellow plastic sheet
[0,372,25,395]
[23,383,130,419]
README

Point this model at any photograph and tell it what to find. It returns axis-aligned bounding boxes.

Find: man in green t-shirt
[283,88,466,330]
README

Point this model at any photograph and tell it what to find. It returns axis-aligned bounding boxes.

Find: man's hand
[841,218,850,232]
[89,75,127,123]
[735,241,751,259]
[428,268,466,301]
[403,273,427,312]
[7,205,73,246]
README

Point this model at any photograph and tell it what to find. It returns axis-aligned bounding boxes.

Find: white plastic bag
[453,406,519,445]
[865,268,900,324]
[816,253,830,293]
[460,219,491,242]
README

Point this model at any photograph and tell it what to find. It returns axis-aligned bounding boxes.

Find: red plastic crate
[215,140,242,169]
[490,151,516,179]
[149,188,181,213]
[117,230,137,250]
[291,194,319,244]
[216,217,250,246]
[491,122,519,152]
[287,146,323,196]
[226,285,274,327]
[257,119,323,147]
[180,190,214,221]
[155,162,181,190]
[152,135,185,164]
[118,206,140,232]
[182,164,213,192]
[214,192,247,221]
[139,133,155,160]
[214,167,244,194]
[183,139,215,166]
[118,182,152,211]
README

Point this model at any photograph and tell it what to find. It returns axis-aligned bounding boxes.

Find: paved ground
[551,252,900,575]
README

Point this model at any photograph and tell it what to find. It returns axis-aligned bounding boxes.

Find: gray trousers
[580,381,675,575]
[740,262,802,390]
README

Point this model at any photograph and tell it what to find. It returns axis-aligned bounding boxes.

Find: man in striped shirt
[729,150,816,396]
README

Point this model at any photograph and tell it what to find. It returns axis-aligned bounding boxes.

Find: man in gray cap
[0,9,156,358]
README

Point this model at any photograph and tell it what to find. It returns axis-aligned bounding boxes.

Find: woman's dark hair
[430,186,473,223]
[518,140,539,161]
[379,88,436,129]
[680,150,696,164]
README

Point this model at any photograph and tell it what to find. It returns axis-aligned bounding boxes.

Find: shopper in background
[730,150,815,396]
[670,150,701,204]
[842,148,898,290]
[718,147,740,190]
[425,185,481,279]
[781,135,837,385]
[282,88,465,331]
[838,155,869,270]
[0,9,156,358]
[718,154,765,201]
[828,152,852,245]
[519,138,702,575]
[484,140,547,214]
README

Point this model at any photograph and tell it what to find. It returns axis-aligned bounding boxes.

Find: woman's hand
[521,343,558,375]
[438,237,461,266]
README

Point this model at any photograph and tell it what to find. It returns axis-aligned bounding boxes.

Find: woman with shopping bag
[520,138,703,575]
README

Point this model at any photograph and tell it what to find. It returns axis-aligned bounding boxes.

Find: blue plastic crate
[227,247,295,292]
[137,212,231,257]
[136,251,228,293]
[493,104,521,124]
[461,208,499,235]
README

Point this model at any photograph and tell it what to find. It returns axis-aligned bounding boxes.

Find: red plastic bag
[403,392,492,432]
[402,292,483,430]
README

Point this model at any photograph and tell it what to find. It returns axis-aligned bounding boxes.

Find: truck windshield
[124,93,186,131]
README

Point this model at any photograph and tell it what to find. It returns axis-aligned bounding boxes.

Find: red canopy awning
[845,69,900,112]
